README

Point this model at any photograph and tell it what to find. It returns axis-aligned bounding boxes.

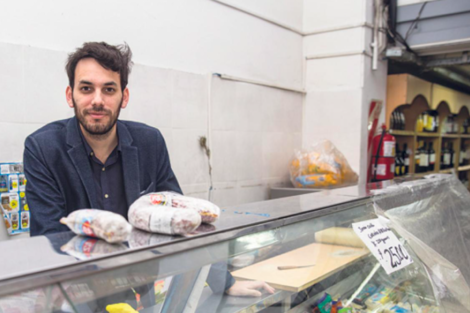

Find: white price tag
[352,218,413,274]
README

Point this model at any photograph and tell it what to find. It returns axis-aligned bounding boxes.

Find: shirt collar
[77,120,122,157]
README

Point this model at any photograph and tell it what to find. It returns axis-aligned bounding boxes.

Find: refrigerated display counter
[0,180,466,313]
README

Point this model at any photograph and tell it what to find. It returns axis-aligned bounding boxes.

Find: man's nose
[91,91,105,106]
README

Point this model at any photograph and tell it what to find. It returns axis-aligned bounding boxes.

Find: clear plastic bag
[290,140,358,188]
[372,174,470,312]
[60,209,132,243]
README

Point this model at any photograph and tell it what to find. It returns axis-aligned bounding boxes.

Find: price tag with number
[352,218,413,274]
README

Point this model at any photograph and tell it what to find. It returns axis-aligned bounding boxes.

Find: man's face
[66,58,129,136]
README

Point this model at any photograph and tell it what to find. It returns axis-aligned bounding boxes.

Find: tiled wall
[0,43,303,208]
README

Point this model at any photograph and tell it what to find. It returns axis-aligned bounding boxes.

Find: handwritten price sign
[352,218,413,274]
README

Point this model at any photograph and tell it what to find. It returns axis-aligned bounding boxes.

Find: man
[24,42,274,299]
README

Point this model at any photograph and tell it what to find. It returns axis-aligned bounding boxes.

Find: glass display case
[0,185,450,313]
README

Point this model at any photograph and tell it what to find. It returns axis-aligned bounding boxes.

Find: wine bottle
[415,141,421,173]
[400,112,406,130]
[460,142,465,166]
[428,142,435,172]
[420,142,429,173]
[395,143,401,177]
[449,142,455,169]
[403,143,410,175]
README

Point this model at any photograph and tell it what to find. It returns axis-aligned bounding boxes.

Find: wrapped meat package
[128,192,221,235]
[60,209,132,243]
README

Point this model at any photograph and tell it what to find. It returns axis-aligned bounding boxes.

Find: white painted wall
[0,0,302,88]
[0,0,305,241]
[219,0,304,30]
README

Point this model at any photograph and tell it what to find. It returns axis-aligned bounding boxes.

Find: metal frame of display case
[0,183,441,313]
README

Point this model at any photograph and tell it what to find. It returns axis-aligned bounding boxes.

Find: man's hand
[225,281,275,297]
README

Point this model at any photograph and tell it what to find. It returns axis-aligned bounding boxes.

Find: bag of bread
[60,209,132,243]
[290,140,358,188]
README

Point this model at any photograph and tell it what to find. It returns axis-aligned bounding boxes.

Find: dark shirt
[79,127,128,218]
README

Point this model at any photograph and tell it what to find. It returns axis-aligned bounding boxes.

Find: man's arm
[154,132,182,195]
[24,136,68,236]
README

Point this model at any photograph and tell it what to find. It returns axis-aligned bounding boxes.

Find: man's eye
[80,86,92,92]
[105,88,116,93]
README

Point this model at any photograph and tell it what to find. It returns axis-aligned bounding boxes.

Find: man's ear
[121,88,129,109]
[66,86,74,108]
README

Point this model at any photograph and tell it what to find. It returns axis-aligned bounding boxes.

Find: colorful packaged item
[60,209,132,243]
[290,140,358,189]
[0,162,29,236]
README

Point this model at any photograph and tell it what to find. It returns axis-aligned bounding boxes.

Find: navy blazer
[24,117,182,236]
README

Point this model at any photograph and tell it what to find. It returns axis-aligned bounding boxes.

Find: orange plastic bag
[290,140,358,188]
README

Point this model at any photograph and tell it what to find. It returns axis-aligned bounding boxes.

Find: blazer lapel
[66,118,99,208]
[118,121,141,207]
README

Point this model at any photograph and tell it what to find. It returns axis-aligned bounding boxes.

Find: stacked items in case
[0,163,29,235]
[309,282,439,313]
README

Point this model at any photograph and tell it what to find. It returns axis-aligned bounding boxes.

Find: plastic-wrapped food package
[60,236,128,260]
[60,209,132,243]
[290,140,358,188]
[136,192,220,223]
[128,201,201,235]
[128,192,221,235]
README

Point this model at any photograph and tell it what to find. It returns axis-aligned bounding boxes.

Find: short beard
[73,96,122,137]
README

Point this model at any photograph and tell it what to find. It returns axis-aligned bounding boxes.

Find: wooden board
[231,243,369,292]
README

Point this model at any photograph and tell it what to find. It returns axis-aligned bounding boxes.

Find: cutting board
[231,243,369,292]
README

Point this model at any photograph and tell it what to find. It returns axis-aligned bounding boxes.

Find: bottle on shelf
[420,142,429,173]
[395,143,402,177]
[434,111,439,133]
[452,115,458,134]
[449,142,455,169]
[415,141,422,173]
[462,142,468,166]
[423,112,429,132]
[441,143,448,170]
[403,143,410,175]
[428,142,435,172]
[400,112,406,130]
[416,114,424,133]
[459,142,465,166]
[463,118,470,134]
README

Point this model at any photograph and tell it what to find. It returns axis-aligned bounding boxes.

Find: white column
[303,0,388,183]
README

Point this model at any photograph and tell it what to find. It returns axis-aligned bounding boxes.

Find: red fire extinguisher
[371,124,396,182]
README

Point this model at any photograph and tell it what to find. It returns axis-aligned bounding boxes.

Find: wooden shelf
[389,129,415,136]
[441,134,460,138]
[413,171,438,178]
[439,169,454,174]
[458,165,470,172]
[416,132,439,138]
[386,74,470,179]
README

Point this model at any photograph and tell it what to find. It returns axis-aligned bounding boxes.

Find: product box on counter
[0,162,29,235]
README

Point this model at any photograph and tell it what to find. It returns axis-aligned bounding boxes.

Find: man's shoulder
[119,120,163,138]
[27,118,71,142]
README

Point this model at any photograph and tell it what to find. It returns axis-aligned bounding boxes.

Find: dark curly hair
[66,42,133,91]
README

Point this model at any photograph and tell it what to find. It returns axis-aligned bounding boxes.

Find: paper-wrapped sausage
[60,209,132,243]
[134,192,221,224]
[128,203,201,235]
